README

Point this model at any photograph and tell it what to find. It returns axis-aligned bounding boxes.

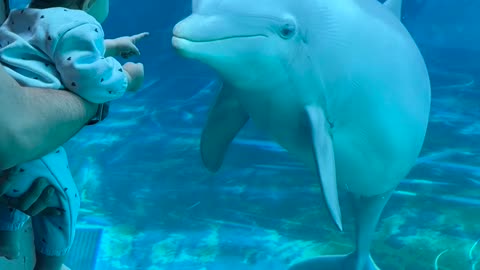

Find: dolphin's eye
[279,23,296,39]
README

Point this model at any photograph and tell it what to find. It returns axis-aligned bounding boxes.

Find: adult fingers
[0,169,15,196]
[23,186,58,216]
[13,177,52,212]
[38,207,63,216]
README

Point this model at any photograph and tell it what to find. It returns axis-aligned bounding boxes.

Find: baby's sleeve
[52,23,128,104]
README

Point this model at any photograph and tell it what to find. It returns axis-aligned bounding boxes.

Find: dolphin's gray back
[352,0,406,33]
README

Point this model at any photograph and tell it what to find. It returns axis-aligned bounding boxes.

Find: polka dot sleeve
[52,23,128,104]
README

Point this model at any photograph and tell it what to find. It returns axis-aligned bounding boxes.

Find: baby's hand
[123,62,144,92]
[107,32,149,59]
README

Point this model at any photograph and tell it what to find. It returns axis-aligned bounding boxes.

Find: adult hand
[0,0,9,25]
[0,173,63,216]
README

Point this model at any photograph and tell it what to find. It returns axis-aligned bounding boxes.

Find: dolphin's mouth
[172,34,267,53]
[172,33,267,43]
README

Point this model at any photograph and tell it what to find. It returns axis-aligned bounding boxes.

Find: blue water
[9,0,480,269]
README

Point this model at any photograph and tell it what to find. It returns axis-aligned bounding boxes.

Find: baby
[0,0,147,269]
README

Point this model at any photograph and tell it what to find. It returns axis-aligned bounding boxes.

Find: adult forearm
[0,69,97,169]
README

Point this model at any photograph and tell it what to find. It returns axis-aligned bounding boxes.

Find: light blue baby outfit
[0,7,127,256]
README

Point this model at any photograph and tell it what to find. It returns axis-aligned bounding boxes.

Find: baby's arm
[122,62,144,92]
[104,32,149,59]
[103,39,117,58]
[53,23,132,103]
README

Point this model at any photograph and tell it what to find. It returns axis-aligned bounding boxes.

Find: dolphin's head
[172,0,318,90]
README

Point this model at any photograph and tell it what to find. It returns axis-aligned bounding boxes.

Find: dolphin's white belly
[237,90,421,197]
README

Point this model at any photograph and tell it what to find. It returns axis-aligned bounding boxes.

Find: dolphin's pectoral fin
[304,105,342,231]
[384,0,403,19]
[200,83,249,173]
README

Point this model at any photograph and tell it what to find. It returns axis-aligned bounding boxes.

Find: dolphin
[172,0,431,268]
